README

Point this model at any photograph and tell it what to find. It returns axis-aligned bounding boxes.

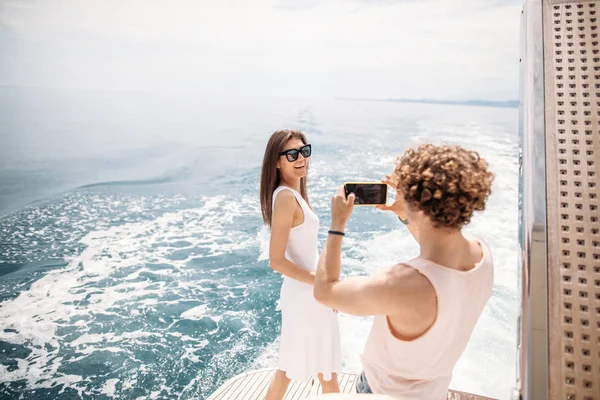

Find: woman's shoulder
[273,186,297,198]
[273,187,299,209]
[274,187,296,200]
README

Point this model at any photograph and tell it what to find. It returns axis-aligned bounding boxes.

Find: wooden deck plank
[207,369,497,399]
[297,379,315,399]
[240,370,271,400]
[222,375,250,400]
[283,380,301,400]
[347,373,358,393]
[209,370,252,400]
[310,379,323,396]
[338,373,351,394]
[210,374,243,400]
[252,370,273,399]
[308,378,321,398]
[254,380,270,400]
[217,372,255,400]
[346,375,358,394]
[341,373,356,394]
[235,372,258,400]
[211,374,246,400]
[349,375,360,393]
[233,372,260,400]
[293,380,313,399]
[287,379,312,400]
[208,378,233,400]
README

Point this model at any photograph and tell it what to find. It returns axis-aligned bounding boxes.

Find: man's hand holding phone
[331,186,355,230]
[376,174,409,223]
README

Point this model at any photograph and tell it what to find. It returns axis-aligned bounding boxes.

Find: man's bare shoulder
[373,263,434,297]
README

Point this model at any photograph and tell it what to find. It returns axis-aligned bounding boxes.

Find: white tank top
[361,238,494,399]
[271,186,320,274]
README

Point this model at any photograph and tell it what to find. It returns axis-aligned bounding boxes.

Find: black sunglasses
[279,144,311,162]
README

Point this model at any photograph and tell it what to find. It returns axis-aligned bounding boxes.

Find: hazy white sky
[0,0,521,100]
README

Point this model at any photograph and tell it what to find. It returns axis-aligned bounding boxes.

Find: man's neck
[417,227,468,269]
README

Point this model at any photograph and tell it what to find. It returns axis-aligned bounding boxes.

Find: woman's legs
[318,372,340,394]
[265,369,291,400]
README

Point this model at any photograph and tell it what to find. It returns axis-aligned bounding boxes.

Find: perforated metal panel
[544,1,600,399]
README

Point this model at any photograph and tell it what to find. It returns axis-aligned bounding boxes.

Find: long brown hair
[260,129,310,227]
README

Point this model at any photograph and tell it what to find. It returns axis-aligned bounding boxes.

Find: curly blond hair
[393,144,494,229]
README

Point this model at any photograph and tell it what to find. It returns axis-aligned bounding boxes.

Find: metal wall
[518,0,599,399]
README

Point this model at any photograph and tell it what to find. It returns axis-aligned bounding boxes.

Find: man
[313,144,495,399]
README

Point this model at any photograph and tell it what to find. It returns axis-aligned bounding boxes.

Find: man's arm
[313,185,432,316]
[314,239,432,316]
[313,189,347,306]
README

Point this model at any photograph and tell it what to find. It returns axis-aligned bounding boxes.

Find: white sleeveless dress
[272,186,341,381]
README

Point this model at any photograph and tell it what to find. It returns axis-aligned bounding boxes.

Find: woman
[312,144,495,399]
[259,129,341,400]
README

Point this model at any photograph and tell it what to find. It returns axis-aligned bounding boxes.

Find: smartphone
[343,182,388,206]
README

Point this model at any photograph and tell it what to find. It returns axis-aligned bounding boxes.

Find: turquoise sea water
[0,87,519,399]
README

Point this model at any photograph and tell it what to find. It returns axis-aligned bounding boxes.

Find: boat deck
[206,369,496,399]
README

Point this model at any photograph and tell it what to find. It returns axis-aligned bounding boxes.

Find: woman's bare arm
[269,190,315,285]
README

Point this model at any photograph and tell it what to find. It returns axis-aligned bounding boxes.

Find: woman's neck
[279,178,301,192]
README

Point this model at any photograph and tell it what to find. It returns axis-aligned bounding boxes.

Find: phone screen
[344,183,387,205]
